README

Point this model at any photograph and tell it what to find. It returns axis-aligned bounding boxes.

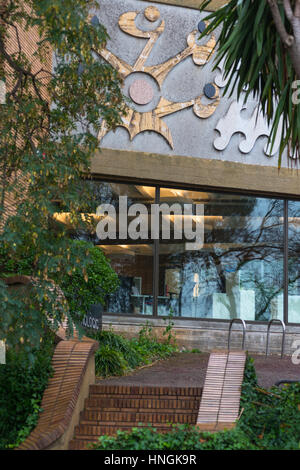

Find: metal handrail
[228,318,247,351]
[266,319,286,359]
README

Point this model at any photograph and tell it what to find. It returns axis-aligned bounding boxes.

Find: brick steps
[70,425,176,450]
[89,393,199,400]
[69,384,202,450]
[86,398,199,410]
[79,415,197,425]
[81,410,197,422]
[69,439,99,450]
[85,408,197,414]
[89,385,202,396]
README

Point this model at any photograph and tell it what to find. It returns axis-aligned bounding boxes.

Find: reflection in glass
[288,201,300,323]
[158,191,284,321]
[66,180,290,322]
[90,182,156,315]
[101,244,154,315]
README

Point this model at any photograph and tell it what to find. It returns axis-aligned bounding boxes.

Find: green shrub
[133,319,177,360]
[90,424,256,451]
[0,240,119,326]
[88,322,178,378]
[93,330,143,370]
[0,332,55,449]
[56,241,119,321]
[95,345,128,377]
[238,356,300,450]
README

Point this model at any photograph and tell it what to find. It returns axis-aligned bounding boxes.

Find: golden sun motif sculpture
[97,6,220,149]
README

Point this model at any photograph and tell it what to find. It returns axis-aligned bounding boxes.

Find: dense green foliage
[91,424,257,451]
[0,332,55,449]
[237,357,300,449]
[0,0,126,353]
[87,321,178,378]
[91,356,300,450]
[200,0,300,165]
[0,240,119,327]
[53,241,119,321]
[0,244,35,277]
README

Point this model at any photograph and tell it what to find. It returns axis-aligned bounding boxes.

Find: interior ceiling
[111,184,256,204]
[110,183,215,202]
[99,242,275,256]
[53,183,300,233]
[100,244,153,256]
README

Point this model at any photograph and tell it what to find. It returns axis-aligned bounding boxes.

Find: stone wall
[103,314,300,356]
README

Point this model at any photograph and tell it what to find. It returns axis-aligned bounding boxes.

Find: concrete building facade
[3,0,300,355]
[87,0,300,355]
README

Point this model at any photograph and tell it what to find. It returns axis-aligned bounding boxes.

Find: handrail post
[266,319,286,359]
[228,318,247,351]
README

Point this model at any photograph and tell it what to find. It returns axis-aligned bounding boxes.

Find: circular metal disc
[129,79,154,105]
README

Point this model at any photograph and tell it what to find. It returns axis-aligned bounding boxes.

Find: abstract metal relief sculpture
[214,100,282,156]
[96,6,220,149]
[213,58,282,157]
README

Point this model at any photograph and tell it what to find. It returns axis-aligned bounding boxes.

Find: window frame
[90,176,300,325]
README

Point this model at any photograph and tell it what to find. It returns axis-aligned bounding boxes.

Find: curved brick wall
[18,338,98,450]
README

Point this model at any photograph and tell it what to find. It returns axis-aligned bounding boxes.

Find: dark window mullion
[153,186,160,317]
[284,199,289,325]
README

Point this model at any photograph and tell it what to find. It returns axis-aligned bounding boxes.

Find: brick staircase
[69,385,202,450]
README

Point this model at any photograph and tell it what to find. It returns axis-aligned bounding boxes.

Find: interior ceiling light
[53,212,101,224]
[135,186,156,199]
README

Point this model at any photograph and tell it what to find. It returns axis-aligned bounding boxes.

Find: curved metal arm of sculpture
[98,88,220,149]
[187,30,216,66]
[155,89,219,119]
[93,47,133,80]
[118,11,165,70]
[143,31,216,87]
[98,108,173,148]
[118,11,165,39]
[193,87,220,119]
[95,10,216,86]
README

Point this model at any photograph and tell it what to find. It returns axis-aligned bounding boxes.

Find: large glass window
[85,182,156,315]
[288,201,300,324]
[62,179,300,323]
[102,243,154,315]
[157,190,284,321]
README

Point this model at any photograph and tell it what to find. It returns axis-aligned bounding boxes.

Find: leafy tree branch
[0,0,126,352]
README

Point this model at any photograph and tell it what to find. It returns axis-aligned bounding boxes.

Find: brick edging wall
[17,338,98,450]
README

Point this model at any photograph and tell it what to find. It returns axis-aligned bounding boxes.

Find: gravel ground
[96,352,300,390]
